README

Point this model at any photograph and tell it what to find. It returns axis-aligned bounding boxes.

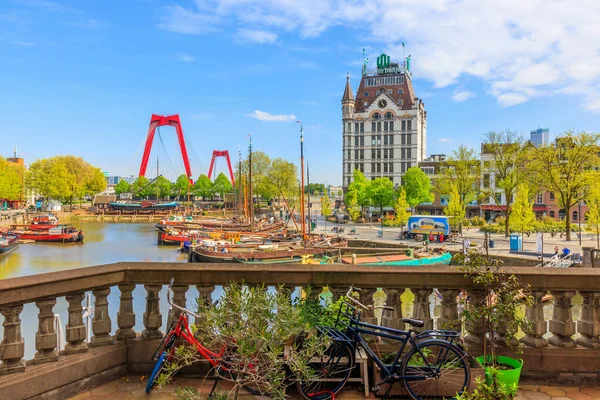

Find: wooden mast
[248,135,254,231]
[300,125,306,244]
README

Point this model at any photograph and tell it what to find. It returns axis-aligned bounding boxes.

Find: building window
[549,192,555,201]
[373,113,381,120]
[371,136,376,145]
[347,164,352,173]
[355,122,359,133]
[536,193,543,204]
[354,137,359,146]
[355,163,359,171]
[377,135,381,145]
[360,136,364,146]
[389,163,394,173]
[401,148,406,159]
[389,121,394,131]
[371,163,376,173]
[364,102,368,107]
[407,148,412,159]
[389,135,394,145]
[377,121,381,131]
[384,121,388,131]
[372,122,376,132]
[347,123,352,132]
[407,134,412,145]
[399,99,403,106]
[354,149,358,159]
[360,164,364,172]
[371,149,376,159]
[483,174,490,188]
[385,112,393,119]
[401,162,406,173]
[377,149,381,159]
[495,193,502,204]
[549,210,555,218]
[360,150,364,159]
[384,163,388,173]
[401,120,406,131]
[360,122,364,132]
[384,136,388,145]
[347,149,351,160]
[421,167,434,175]
[383,149,388,158]
[377,163,381,173]
[389,149,393,158]
[573,211,578,221]
[407,120,412,130]
[364,91,369,97]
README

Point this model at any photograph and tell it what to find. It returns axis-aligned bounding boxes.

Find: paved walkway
[68,376,600,399]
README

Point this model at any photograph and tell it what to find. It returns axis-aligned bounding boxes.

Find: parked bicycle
[297,287,470,400]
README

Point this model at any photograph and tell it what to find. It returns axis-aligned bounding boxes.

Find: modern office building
[342,53,427,189]
[530,128,550,147]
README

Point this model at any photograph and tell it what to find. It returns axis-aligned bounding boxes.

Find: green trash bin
[311,222,316,231]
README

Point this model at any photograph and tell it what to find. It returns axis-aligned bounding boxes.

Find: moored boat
[10,225,84,243]
[0,234,19,254]
[29,214,59,230]
[234,256,302,264]
[341,252,452,266]
[189,245,343,263]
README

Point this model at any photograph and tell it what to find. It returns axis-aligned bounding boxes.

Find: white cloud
[237,28,278,44]
[245,110,297,122]
[439,138,453,143]
[177,54,196,62]
[451,90,475,103]
[11,40,35,47]
[162,0,600,112]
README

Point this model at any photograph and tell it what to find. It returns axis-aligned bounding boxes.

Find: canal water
[0,222,197,359]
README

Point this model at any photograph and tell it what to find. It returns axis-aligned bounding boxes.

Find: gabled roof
[342,73,354,102]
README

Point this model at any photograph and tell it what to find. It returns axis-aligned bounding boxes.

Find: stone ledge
[0,341,126,400]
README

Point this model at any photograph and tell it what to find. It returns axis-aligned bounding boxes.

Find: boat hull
[190,247,333,263]
[0,237,19,254]
[16,231,84,243]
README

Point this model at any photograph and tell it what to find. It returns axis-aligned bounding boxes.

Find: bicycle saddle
[402,318,425,328]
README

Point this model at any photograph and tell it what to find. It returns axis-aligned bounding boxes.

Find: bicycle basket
[335,301,361,331]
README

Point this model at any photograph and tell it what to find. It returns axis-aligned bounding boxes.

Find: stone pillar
[65,293,88,354]
[328,286,347,303]
[34,299,58,363]
[116,284,136,340]
[582,247,593,268]
[381,288,403,330]
[0,305,26,374]
[195,285,215,335]
[143,285,163,339]
[167,285,188,328]
[520,290,548,348]
[438,289,460,331]
[412,289,434,330]
[275,285,295,300]
[576,291,600,349]
[548,290,577,348]
[361,288,378,325]
[464,290,485,348]
[90,288,114,346]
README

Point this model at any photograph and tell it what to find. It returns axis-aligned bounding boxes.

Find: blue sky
[1,0,599,186]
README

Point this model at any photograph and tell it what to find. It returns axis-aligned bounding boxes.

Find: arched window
[385,112,393,119]
[372,113,381,120]
[572,210,578,221]
[558,209,566,220]
[549,210,555,218]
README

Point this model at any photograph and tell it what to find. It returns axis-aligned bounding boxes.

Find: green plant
[158,283,328,400]
[456,370,517,400]
[454,250,533,399]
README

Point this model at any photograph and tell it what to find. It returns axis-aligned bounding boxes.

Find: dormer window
[372,113,381,120]
[385,112,393,119]
[364,91,369,97]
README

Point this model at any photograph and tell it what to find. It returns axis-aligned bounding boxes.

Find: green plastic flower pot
[476,355,523,389]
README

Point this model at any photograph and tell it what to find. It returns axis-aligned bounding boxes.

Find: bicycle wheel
[297,341,355,400]
[401,339,470,400]
[145,330,179,394]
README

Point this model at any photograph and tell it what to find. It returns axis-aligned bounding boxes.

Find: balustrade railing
[0,263,599,390]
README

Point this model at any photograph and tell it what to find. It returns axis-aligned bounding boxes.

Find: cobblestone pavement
[68,377,600,400]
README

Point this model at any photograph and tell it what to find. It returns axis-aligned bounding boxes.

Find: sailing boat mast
[299,125,306,244]
[156,156,159,201]
[306,162,311,236]
[248,135,254,231]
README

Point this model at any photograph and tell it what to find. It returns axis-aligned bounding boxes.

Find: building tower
[342,52,427,190]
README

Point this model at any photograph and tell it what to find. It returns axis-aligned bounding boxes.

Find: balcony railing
[0,263,599,399]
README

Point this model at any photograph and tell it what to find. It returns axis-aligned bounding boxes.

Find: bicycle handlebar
[345,286,393,312]
[167,278,201,319]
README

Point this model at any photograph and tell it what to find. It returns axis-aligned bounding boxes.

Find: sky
[1,0,599,186]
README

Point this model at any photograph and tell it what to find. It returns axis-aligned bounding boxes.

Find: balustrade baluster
[195,285,215,334]
[0,305,26,374]
[306,286,324,303]
[464,290,485,348]
[90,288,114,346]
[521,290,549,348]
[116,284,136,340]
[548,290,576,348]
[412,289,433,330]
[381,288,403,330]
[328,286,347,303]
[34,298,58,363]
[167,285,188,328]
[275,285,294,299]
[65,293,88,354]
[438,289,460,331]
[143,285,163,339]
[575,291,600,349]
[361,288,378,325]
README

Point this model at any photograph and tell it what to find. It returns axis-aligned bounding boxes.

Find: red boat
[29,214,59,230]
[11,225,84,243]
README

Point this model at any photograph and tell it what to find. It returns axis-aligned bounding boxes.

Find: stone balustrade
[0,262,599,399]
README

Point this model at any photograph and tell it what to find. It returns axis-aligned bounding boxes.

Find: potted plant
[454,250,533,399]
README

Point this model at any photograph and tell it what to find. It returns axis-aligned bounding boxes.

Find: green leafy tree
[84,167,107,198]
[527,132,600,241]
[403,166,433,211]
[173,174,191,199]
[510,183,536,236]
[345,169,370,215]
[482,131,525,237]
[27,158,72,201]
[438,145,480,206]
[586,183,600,248]
[243,151,272,200]
[212,172,233,196]
[321,194,331,231]
[0,157,24,202]
[305,183,326,195]
[394,188,411,230]
[368,178,395,235]
[193,174,214,199]
[151,176,172,199]
[346,190,362,225]
[131,176,151,198]
[266,158,298,205]
[444,183,466,233]
[114,179,131,196]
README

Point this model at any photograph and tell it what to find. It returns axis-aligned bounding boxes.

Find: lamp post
[579,200,582,246]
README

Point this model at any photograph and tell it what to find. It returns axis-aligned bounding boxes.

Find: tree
[304,183,326,195]
[84,167,107,199]
[243,151,272,200]
[482,131,525,237]
[527,132,600,241]
[510,183,536,237]
[173,174,191,199]
[212,173,233,197]
[0,157,24,202]
[585,184,600,248]
[193,174,214,199]
[346,190,362,225]
[403,167,433,211]
[437,145,480,206]
[321,195,331,232]
[266,158,298,205]
[368,178,395,236]
[151,176,172,199]
[345,169,370,215]
[114,179,131,196]
[27,158,72,201]
[444,183,466,233]
[131,176,151,198]
[394,188,410,231]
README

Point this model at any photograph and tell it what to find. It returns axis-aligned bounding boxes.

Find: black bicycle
[297,287,470,400]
